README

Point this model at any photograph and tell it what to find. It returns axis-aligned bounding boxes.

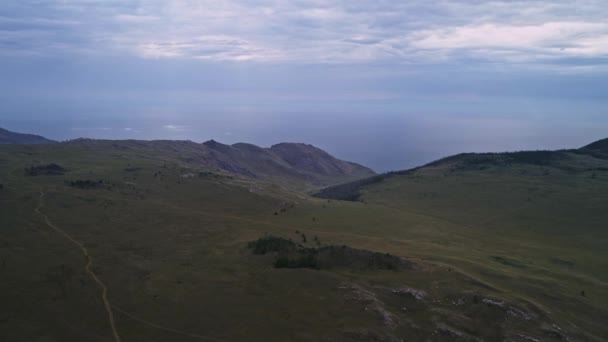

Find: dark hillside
[270,143,374,178]
[0,127,56,144]
[582,138,608,151]
[314,173,395,201]
[203,140,375,185]
[579,138,608,159]
[424,150,570,169]
[61,138,374,188]
[315,139,607,201]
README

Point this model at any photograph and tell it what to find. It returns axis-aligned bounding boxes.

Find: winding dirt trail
[35,189,123,342]
[35,188,223,341]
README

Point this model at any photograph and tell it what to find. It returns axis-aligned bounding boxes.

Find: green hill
[59,138,374,189]
[315,140,608,201]
[313,139,608,340]
[0,138,606,341]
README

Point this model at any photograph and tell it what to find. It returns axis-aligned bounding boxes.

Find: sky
[1,1,607,171]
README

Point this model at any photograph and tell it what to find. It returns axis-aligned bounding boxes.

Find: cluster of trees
[248,235,407,271]
[275,254,318,269]
[248,236,296,255]
[248,236,320,269]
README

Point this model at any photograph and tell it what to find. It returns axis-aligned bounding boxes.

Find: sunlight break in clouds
[136,36,280,61]
[163,124,190,132]
[409,22,608,62]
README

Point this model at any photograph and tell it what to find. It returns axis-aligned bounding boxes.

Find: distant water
[1,112,605,172]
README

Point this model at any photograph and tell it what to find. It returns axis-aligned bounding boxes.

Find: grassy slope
[0,143,605,341]
[315,150,608,339]
[51,139,375,191]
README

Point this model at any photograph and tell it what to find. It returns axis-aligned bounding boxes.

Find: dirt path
[36,189,122,342]
[35,189,224,342]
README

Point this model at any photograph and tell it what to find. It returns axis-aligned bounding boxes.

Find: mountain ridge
[315,137,608,201]
[0,127,374,186]
[0,127,56,144]
[57,137,375,188]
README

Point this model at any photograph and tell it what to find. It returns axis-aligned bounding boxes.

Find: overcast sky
[1,0,607,171]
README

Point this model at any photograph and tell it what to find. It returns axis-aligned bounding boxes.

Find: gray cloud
[1,0,606,69]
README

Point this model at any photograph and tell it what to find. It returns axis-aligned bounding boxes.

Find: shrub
[274,253,319,269]
[248,236,411,271]
[247,236,296,255]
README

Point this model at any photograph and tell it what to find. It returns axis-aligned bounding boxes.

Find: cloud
[163,124,190,131]
[343,37,384,45]
[1,0,607,70]
[71,127,112,131]
[114,14,158,23]
[408,22,608,62]
[0,16,79,27]
[133,35,280,61]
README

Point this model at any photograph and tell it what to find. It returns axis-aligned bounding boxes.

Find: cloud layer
[2,0,607,68]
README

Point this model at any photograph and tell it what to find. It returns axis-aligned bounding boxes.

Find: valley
[1,134,607,341]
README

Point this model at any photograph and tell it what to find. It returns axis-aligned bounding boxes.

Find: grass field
[1,142,606,341]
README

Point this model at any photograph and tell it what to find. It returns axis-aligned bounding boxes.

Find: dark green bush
[247,236,296,255]
[274,253,319,269]
[249,236,411,271]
